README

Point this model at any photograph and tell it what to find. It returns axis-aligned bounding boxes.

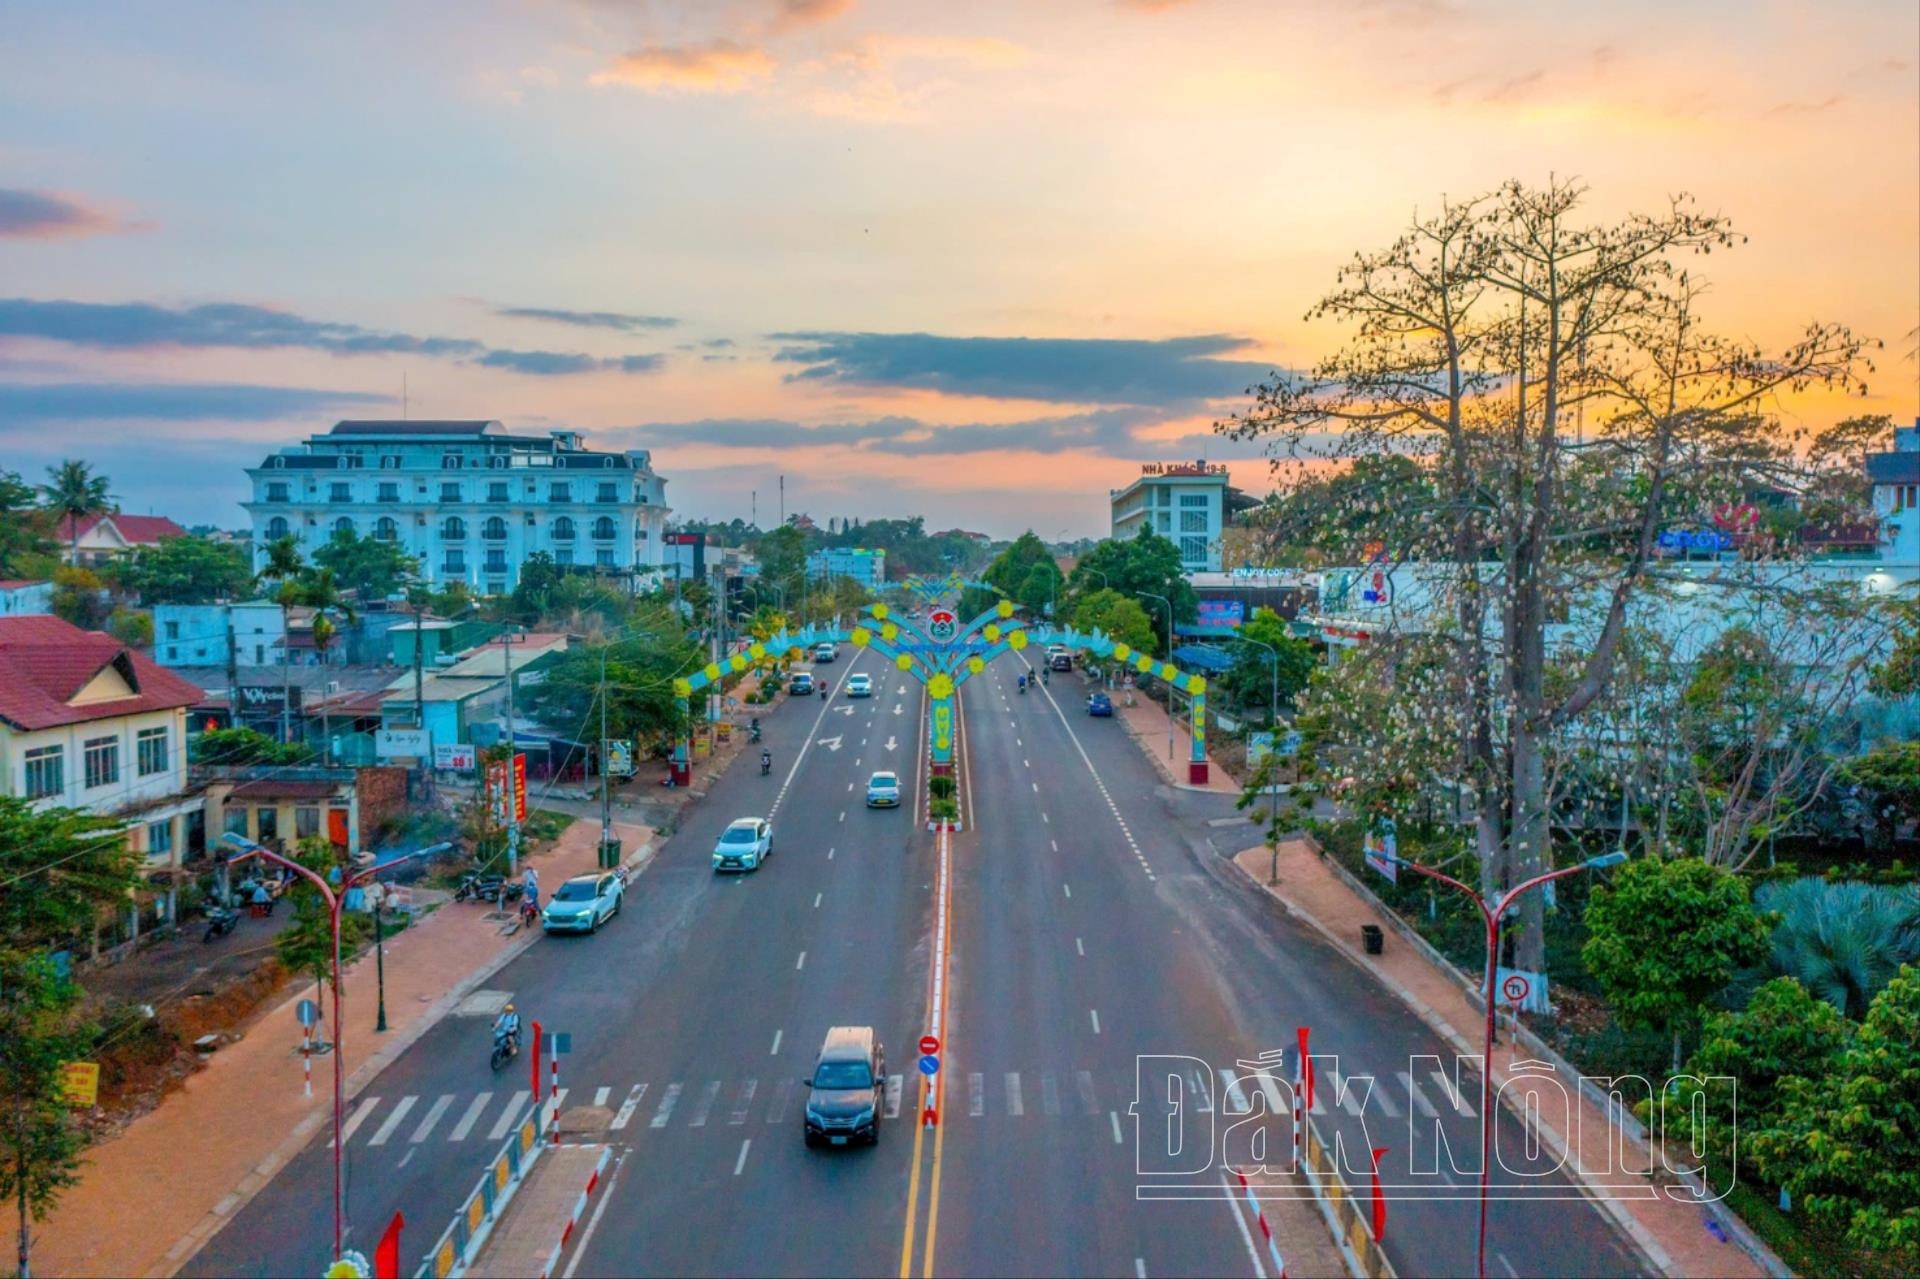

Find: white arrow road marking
[892,703,904,715]
[885,736,897,750]
[816,735,842,751]
[837,705,855,716]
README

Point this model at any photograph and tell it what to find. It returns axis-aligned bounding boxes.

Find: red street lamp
[1383,846,1626,1279]
[219,834,448,1263]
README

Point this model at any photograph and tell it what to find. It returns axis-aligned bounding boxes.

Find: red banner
[1370,1146,1390,1241]
[374,1211,404,1279]
[511,752,528,823]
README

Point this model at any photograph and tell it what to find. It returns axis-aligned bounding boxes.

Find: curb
[151,836,660,1279]
[538,1146,613,1279]
[1217,849,1679,1279]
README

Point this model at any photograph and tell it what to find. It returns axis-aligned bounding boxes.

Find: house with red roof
[0,615,206,950]
[56,512,189,568]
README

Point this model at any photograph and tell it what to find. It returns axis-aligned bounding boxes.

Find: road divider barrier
[415,1097,553,1278]
[1294,1079,1396,1278]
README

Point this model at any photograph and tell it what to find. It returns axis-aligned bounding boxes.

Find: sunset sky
[3,0,1916,537]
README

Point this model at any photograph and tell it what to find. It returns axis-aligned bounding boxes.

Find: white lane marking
[827,848,834,860]
[1113,1112,1126,1145]
[766,1079,795,1124]
[335,1097,380,1146]
[1256,1072,1290,1117]
[449,1093,492,1142]
[487,1090,530,1140]
[1005,1072,1024,1117]
[1063,882,1072,898]
[1220,1171,1269,1278]
[795,950,807,970]
[885,1074,904,1118]
[1090,1009,1102,1035]
[730,1079,759,1125]
[847,782,853,792]
[1497,1254,1519,1279]
[734,1138,752,1176]
[770,1029,783,1055]
[560,1158,622,1279]
[1337,1072,1369,1117]
[769,677,852,819]
[1032,781,1039,792]
[1188,1070,1213,1113]
[968,1072,984,1117]
[397,1148,415,1170]
[409,1094,455,1143]
[1077,1070,1099,1115]
[650,1082,682,1128]
[813,893,822,909]
[1135,1259,1146,1279]
[1398,1071,1436,1118]
[1023,758,1030,768]
[1374,1082,1401,1117]
[611,1084,647,1130]
[1219,1069,1250,1115]
[368,1095,416,1146]
[689,1080,721,1127]
[1041,812,1049,824]
[593,1086,611,1107]
[1037,683,1158,880]
[839,811,846,823]
[1431,1069,1477,1116]
[1075,936,1084,956]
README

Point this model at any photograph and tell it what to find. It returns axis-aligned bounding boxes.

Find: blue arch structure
[674,597,1213,788]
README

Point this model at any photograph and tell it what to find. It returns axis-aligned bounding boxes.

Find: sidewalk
[1227,838,1770,1279]
[1101,673,1240,795]
[35,816,657,1279]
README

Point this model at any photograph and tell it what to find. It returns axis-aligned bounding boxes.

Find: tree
[1222,607,1316,720]
[1237,454,1443,569]
[40,460,110,564]
[48,566,109,631]
[1802,412,1890,523]
[505,551,562,624]
[310,529,416,600]
[518,619,701,755]
[0,470,55,580]
[0,952,94,1279]
[192,726,314,767]
[1841,741,1920,846]
[1065,528,1197,646]
[1754,878,1920,1019]
[1071,589,1156,656]
[257,535,304,586]
[118,534,252,605]
[0,796,138,953]
[752,526,809,590]
[273,840,361,1020]
[1223,180,1866,971]
[107,605,151,648]
[1582,856,1772,1070]
[1761,965,1920,1257]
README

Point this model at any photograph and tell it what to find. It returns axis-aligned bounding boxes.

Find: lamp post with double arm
[218,834,449,1264]
[1138,591,1174,760]
[1382,846,1627,1279]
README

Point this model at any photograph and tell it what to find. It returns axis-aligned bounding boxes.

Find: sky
[2,0,1916,538]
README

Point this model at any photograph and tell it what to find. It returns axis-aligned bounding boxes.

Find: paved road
[184,645,1647,1278]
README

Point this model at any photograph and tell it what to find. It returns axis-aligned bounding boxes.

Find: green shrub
[928,775,957,800]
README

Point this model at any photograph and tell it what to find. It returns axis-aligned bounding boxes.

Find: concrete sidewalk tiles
[36,818,655,1279]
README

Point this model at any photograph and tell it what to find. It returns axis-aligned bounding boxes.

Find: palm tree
[1756,877,1920,1018]
[42,459,111,564]
[257,535,304,589]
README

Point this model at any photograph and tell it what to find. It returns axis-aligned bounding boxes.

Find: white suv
[713,818,773,872]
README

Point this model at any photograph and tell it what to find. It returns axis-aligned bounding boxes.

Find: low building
[200,764,404,857]
[380,631,572,757]
[807,547,887,589]
[0,615,205,951]
[154,602,286,668]
[1110,463,1230,573]
[0,579,53,616]
[389,617,504,667]
[56,513,188,568]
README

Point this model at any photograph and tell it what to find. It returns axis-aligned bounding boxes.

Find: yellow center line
[922,689,968,1277]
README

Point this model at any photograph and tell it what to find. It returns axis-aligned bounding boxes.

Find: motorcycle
[454,872,502,903]
[760,755,772,777]
[819,683,829,700]
[203,906,240,943]
[1018,677,1027,694]
[490,1025,521,1072]
[749,722,762,743]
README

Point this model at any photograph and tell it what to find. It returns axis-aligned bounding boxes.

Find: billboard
[1195,599,1244,628]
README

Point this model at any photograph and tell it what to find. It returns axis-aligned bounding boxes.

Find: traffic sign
[58,1061,99,1107]
[919,1034,940,1056]
[551,1032,572,1056]
[296,998,321,1027]
[918,1054,940,1076]
[1501,974,1530,1007]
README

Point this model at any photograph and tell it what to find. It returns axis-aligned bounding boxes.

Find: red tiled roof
[0,579,49,590]
[55,513,188,546]
[228,779,341,800]
[0,616,205,731]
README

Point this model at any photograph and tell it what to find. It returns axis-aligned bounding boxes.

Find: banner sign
[511,753,528,823]
[928,608,957,643]
[1363,823,1398,882]
[434,743,476,771]
[1657,529,1732,554]
[605,740,635,776]
[58,1061,100,1108]
[376,729,430,759]
[1195,599,1245,628]
[486,759,509,823]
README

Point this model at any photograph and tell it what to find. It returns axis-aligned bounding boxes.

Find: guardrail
[416,1098,552,1279]
[1296,1103,1397,1279]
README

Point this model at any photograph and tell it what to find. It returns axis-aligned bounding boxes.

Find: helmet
[503,1003,515,1013]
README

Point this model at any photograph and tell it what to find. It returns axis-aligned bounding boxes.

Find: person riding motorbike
[494,1003,520,1052]
[1018,673,1027,694]
[819,681,829,699]
[1041,665,1050,686]
[761,749,772,776]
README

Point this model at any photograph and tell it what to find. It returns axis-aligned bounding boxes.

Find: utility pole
[225,604,240,733]
[598,643,616,868]
[411,599,426,734]
[503,628,519,876]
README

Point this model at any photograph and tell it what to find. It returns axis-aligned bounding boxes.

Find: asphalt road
[183,644,1648,1279]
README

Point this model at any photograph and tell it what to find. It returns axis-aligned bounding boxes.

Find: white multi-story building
[244,421,671,595]
[1110,463,1229,573]
[806,547,887,589]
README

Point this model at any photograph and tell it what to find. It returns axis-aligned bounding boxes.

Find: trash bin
[1361,924,1384,955]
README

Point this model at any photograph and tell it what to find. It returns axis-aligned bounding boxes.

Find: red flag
[1370,1146,1390,1241]
[374,1211,404,1279]
[530,1020,543,1101]
[1296,1026,1314,1112]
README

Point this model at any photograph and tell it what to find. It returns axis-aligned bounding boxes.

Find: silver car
[542,873,623,934]
[713,817,773,872]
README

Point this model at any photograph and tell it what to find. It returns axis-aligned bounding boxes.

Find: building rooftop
[1867,451,1920,485]
[56,512,189,546]
[327,420,503,436]
[0,616,205,731]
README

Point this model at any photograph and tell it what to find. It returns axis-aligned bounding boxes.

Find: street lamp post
[1236,634,1283,879]
[217,834,449,1264]
[1384,847,1627,1279]
[373,894,388,1033]
[1138,591,1174,760]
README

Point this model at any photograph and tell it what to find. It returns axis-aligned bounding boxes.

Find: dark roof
[1866,451,1920,485]
[329,420,502,437]
[0,616,205,731]
[228,779,342,800]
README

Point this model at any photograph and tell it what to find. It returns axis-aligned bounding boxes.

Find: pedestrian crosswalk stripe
[611,1084,647,1131]
[1005,1072,1024,1117]
[410,1094,455,1143]
[730,1079,758,1125]
[1188,1071,1213,1114]
[335,1097,379,1147]
[1373,1081,1401,1118]
[968,1072,985,1117]
[368,1095,416,1146]
[1428,1070,1476,1117]
[594,1086,611,1107]
[1076,1070,1099,1116]
[449,1093,492,1142]
[1400,1072,1437,1118]
[1041,1072,1062,1117]
[1219,1069,1250,1115]
[689,1080,721,1127]
[488,1090,530,1141]
[1255,1072,1290,1118]
[884,1074,903,1119]
[650,1082,682,1129]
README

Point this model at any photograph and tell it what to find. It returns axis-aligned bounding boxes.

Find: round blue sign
[918,1054,940,1076]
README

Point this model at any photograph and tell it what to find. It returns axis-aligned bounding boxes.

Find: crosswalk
[330,1065,1477,1156]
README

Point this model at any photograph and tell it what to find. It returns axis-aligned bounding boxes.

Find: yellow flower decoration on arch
[1113,643,1132,662]
[1135,653,1153,671]
[895,653,914,671]
[703,662,722,682]
[1160,662,1178,682]
[728,654,747,672]
[996,600,1014,618]
[672,677,692,698]
[881,622,898,642]
[749,643,766,660]
[927,673,955,700]
[967,656,985,674]
[983,623,1001,644]
[851,627,872,648]
[788,647,804,661]
[1186,674,1207,695]
[1008,629,1028,651]
[871,603,889,620]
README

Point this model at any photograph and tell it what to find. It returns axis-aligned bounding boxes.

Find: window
[332,517,355,537]
[254,644,264,663]
[164,620,180,640]
[442,453,464,469]
[596,548,615,567]
[485,549,508,573]
[487,482,509,503]
[596,482,618,503]
[330,482,352,502]
[555,549,574,567]
[552,516,576,541]
[1156,512,1171,533]
[1156,488,1170,506]
[593,516,617,540]
[257,808,278,841]
[84,736,119,790]
[634,527,648,542]
[487,580,505,596]
[377,482,399,502]
[1179,493,1208,507]
[1180,510,1208,533]
[379,455,401,470]
[1179,535,1207,564]
[483,516,507,540]
[137,726,168,777]
[374,517,399,542]
[146,819,173,856]
[442,516,466,540]
[223,806,248,836]
[23,746,62,799]
[440,483,462,503]
[296,807,321,839]
[266,516,290,539]
[266,482,289,502]
[443,550,466,573]
[548,482,572,504]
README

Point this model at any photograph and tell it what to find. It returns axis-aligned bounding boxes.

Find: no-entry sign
[919,1035,940,1056]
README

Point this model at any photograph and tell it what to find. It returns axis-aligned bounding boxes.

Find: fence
[1296,1103,1397,1278]
[416,1098,551,1278]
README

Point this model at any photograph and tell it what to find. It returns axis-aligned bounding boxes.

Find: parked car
[1087,691,1113,717]
[813,642,838,663]
[790,671,815,696]
[542,872,623,934]
[846,673,873,698]
[803,1026,886,1147]
[713,817,773,872]
[865,771,900,807]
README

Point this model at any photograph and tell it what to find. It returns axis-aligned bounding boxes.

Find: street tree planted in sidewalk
[1581,855,1771,1071]
[0,797,137,953]
[1220,179,1868,972]
[1070,589,1157,657]
[0,953,94,1279]
[274,840,365,1024]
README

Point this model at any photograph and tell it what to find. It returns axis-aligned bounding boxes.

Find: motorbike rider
[761,749,772,775]
[1018,673,1027,693]
[494,1002,520,1052]
[1041,665,1050,686]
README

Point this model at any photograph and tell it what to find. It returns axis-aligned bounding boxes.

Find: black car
[803,1026,885,1147]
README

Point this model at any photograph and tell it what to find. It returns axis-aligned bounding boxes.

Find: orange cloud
[592,39,777,93]
[769,0,854,32]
